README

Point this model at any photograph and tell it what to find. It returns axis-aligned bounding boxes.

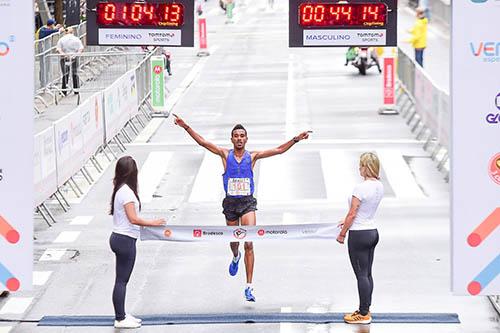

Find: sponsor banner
[98,28,181,46]
[303,29,386,46]
[81,92,105,161]
[0,0,34,290]
[141,223,341,242]
[383,57,395,105]
[198,18,207,49]
[54,109,85,187]
[452,1,500,294]
[150,56,166,110]
[34,127,58,207]
[103,69,138,142]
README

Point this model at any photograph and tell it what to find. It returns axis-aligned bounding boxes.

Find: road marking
[377,149,425,199]
[128,138,423,147]
[286,54,296,138]
[39,249,67,261]
[0,327,12,333]
[320,150,358,201]
[138,152,174,203]
[189,152,225,202]
[257,154,293,201]
[0,297,33,315]
[53,231,81,243]
[280,307,294,333]
[33,271,52,286]
[70,216,93,225]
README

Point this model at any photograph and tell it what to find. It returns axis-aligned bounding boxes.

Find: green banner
[151,56,165,110]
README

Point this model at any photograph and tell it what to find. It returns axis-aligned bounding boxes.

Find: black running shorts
[222,196,257,221]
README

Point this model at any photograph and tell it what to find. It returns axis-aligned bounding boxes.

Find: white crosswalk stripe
[139,152,173,203]
[180,149,423,203]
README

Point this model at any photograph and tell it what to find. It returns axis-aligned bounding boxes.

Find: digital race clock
[96,2,184,27]
[290,0,397,47]
[86,0,194,46]
[299,3,387,28]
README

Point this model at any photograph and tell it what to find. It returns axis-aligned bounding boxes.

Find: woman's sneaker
[126,314,142,323]
[229,251,241,276]
[244,287,256,302]
[344,310,371,324]
[114,316,142,328]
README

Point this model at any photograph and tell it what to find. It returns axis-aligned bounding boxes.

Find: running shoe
[126,314,142,323]
[114,316,141,328]
[229,251,241,276]
[245,287,256,302]
[344,310,371,324]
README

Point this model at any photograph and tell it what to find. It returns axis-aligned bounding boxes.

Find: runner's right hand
[173,114,187,129]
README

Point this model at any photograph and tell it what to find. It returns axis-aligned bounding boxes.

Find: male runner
[173,114,310,301]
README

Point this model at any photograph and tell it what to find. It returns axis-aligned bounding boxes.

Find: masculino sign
[303,30,386,46]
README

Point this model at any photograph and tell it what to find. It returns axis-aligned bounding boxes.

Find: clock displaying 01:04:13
[96,2,185,27]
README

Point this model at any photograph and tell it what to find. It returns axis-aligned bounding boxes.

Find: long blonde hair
[360,152,380,179]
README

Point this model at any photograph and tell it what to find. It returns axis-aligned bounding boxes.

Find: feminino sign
[98,28,181,46]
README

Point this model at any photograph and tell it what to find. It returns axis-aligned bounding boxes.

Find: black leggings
[348,229,379,316]
[109,233,137,321]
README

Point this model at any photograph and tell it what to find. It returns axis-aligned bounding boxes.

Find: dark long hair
[110,156,141,215]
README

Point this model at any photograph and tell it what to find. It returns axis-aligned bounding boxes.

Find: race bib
[227,178,251,196]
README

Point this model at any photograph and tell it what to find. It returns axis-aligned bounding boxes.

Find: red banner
[198,18,207,50]
[383,57,395,105]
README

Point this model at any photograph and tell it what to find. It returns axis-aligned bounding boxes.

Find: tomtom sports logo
[153,65,163,74]
[233,228,247,239]
[0,42,10,56]
[470,42,500,62]
[488,153,500,185]
[163,229,172,237]
[193,229,202,238]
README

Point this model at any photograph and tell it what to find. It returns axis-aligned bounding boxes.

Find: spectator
[406,8,428,67]
[34,3,43,32]
[37,19,61,40]
[56,27,84,95]
[160,48,172,76]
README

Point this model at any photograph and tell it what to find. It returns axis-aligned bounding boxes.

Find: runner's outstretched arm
[173,114,227,157]
[252,131,310,161]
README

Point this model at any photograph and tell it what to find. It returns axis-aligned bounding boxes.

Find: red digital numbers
[299,3,386,27]
[97,2,184,27]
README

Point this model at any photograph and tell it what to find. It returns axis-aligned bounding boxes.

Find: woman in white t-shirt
[109,156,165,329]
[337,152,383,325]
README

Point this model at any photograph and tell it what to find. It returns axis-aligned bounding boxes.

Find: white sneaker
[126,314,142,323]
[114,316,141,328]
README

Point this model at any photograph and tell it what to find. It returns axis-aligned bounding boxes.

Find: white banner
[34,127,57,207]
[103,69,138,142]
[81,92,105,161]
[54,109,85,187]
[303,30,386,46]
[99,29,181,46]
[452,1,500,295]
[141,224,341,242]
[0,0,34,290]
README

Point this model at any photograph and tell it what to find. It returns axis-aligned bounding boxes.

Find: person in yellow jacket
[406,8,428,67]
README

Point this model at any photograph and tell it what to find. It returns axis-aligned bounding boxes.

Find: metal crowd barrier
[34,49,161,225]
[395,47,450,180]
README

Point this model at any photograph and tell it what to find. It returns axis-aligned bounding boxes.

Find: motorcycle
[345,47,382,75]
